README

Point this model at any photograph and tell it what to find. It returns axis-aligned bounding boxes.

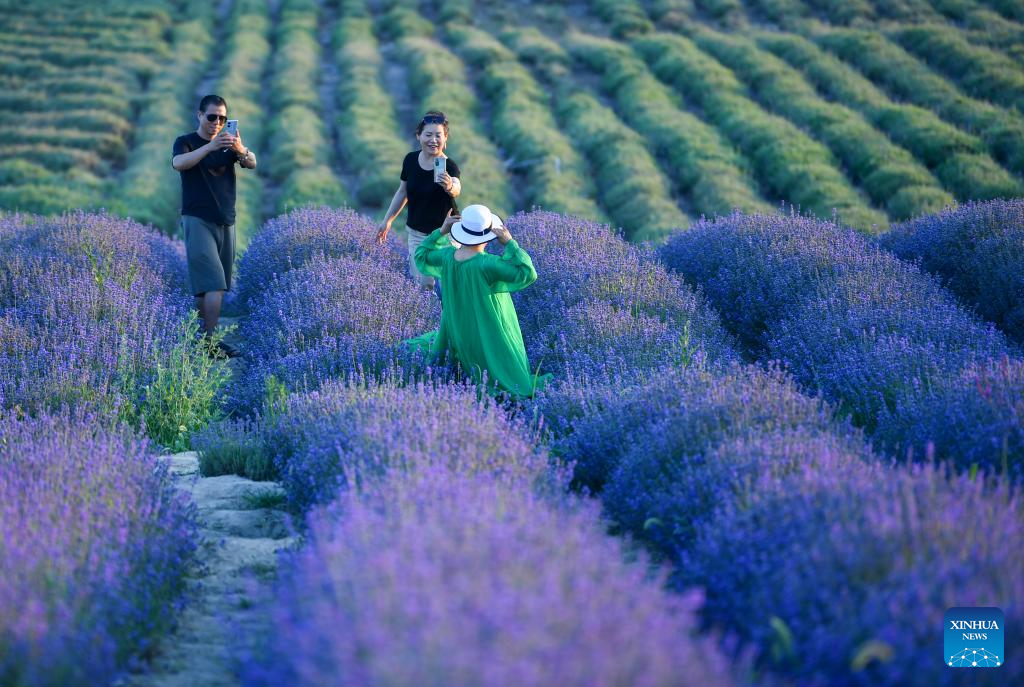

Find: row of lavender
[526,205,1022,685]
[0,213,208,685]
[223,201,1021,685]
[204,208,738,684]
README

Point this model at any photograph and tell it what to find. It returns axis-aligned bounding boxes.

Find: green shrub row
[745,0,810,25]
[501,26,572,83]
[211,0,273,247]
[331,0,408,208]
[111,0,215,234]
[591,0,655,38]
[265,0,349,215]
[382,6,513,217]
[568,32,772,218]
[448,25,606,221]
[816,28,1024,176]
[646,0,698,30]
[981,0,1024,22]
[634,32,887,231]
[555,89,690,242]
[694,0,746,25]
[693,28,952,220]
[869,0,943,21]
[760,31,1021,202]
[0,3,177,218]
[891,25,1024,114]
[802,0,876,24]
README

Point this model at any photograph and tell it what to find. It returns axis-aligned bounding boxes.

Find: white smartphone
[433,156,446,182]
[224,119,238,137]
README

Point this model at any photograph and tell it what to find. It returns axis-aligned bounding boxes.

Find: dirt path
[120,315,295,687]
[120,451,296,687]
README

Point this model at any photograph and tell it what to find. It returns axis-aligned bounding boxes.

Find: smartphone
[433,156,446,183]
[224,119,238,137]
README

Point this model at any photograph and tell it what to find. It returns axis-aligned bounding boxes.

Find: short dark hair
[416,110,449,136]
[198,94,227,113]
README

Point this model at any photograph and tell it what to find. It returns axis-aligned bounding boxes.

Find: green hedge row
[591,0,655,38]
[869,0,943,21]
[816,28,1024,178]
[449,25,606,221]
[568,32,772,218]
[802,0,875,24]
[892,25,1024,114]
[647,0,697,30]
[634,32,887,231]
[265,0,348,215]
[210,0,273,247]
[556,90,690,242]
[693,28,952,220]
[981,0,1024,22]
[331,0,408,208]
[382,6,512,217]
[745,0,809,25]
[760,31,1020,203]
[0,2,177,219]
[694,0,746,25]
[111,0,216,234]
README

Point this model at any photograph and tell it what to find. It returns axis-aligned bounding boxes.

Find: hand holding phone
[433,156,446,183]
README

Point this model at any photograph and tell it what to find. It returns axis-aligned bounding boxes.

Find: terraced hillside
[2,0,1023,242]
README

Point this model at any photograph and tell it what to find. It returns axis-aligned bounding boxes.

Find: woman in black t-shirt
[377,111,462,290]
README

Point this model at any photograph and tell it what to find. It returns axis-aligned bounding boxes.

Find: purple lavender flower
[234,206,405,309]
[880,199,1024,343]
[0,412,197,686]
[242,465,737,687]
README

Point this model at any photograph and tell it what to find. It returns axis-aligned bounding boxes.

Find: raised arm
[482,226,537,293]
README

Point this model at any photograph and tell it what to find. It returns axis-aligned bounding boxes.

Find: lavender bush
[508,210,737,378]
[234,206,405,308]
[877,356,1024,479]
[684,458,1022,686]
[0,413,197,686]
[242,465,738,687]
[601,364,864,552]
[659,211,1015,443]
[230,254,439,414]
[261,377,555,513]
[0,212,224,444]
[880,199,1024,343]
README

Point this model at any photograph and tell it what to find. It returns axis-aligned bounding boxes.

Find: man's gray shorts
[182,215,235,296]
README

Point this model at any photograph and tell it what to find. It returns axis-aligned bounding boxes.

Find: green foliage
[569,32,770,218]
[892,25,1024,114]
[763,31,1021,203]
[647,0,697,30]
[333,8,409,208]
[634,32,887,232]
[592,0,655,38]
[695,0,746,25]
[138,313,231,452]
[816,28,1024,177]
[693,28,951,220]
[111,0,216,234]
[196,418,275,481]
[266,0,350,212]
[803,0,876,24]
[452,26,606,220]
[557,90,689,242]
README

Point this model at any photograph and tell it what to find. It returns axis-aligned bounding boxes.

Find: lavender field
[3,0,1024,686]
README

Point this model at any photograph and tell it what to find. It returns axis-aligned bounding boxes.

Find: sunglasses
[204,113,228,124]
[421,114,447,125]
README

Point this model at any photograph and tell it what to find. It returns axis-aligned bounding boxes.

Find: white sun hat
[450,204,502,246]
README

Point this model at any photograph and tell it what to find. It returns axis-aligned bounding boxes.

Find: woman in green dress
[409,204,548,398]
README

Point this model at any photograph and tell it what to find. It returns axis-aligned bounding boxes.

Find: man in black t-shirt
[172,94,256,357]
